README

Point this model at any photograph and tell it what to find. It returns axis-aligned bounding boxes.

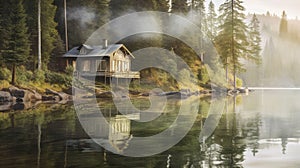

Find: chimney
[103,39,108,49]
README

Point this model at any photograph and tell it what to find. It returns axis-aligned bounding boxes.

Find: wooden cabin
[63,41,140,83]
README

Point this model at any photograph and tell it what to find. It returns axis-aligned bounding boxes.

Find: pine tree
[41,0,61,70]
[23,0,38,70]
[67,0,111,47]
[279,10,288,37]
[248,14,261,64]
[171,0,189,14]
[215,0,249,89]
[206,1,217,40]
[24,0,63,71]
[0,0,30,85]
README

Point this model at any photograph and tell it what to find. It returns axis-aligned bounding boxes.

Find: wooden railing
[77,71,140,78]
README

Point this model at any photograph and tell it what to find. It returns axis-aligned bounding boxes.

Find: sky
[207,0,300,19]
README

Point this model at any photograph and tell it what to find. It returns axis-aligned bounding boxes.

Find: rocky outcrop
[0,91,12,102]
[45,89,71,101]
[96,91,114,99]
[3,86,42,102]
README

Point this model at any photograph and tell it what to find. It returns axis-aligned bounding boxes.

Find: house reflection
[68,113,133,153]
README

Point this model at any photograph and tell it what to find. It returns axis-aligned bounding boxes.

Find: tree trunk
[64,0,68,52]
[231,0,236,90]
[11,64,16,85]
[37,0,42,70]
[233,68,236,89]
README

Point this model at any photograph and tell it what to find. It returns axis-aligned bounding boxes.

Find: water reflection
[0,91,300,167]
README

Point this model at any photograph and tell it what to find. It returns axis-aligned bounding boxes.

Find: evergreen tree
[67,0,111,47]
[279,10,288,37]
[248,14,261,64]
[23,0,38,70]
[0,0,30,85]
[171,0,189,14]
[41,0,62,70]
[206,1,217,40]
[215,0,249,89]
[24,0,64,71]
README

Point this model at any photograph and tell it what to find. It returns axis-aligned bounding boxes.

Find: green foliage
[41,0,61,70]
[206,1,218,40]
[33,70,45,83]
[24,0,63,71]
[65,65,74,76]
[0,80,10,90]
[215,0,252,88]
[0,68,11,81]
[198,66,210,84]
[16,66,33,84]
[67,0,110,47]
[0,0,30,66]
[45,71,72,87]
[248,14,262,64]
[236,78,243,88]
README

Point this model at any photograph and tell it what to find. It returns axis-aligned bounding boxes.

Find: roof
[63,44,135,58]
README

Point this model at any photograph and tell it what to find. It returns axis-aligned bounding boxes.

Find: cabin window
[117,60,121,72]
[112,60,115,71]
[96,60,107,71]
[124,61,129,71]
[82,60,90,72]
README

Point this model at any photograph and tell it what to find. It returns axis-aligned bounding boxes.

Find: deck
[77,71,140,79]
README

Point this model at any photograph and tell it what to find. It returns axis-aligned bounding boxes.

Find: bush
[0,67,11,81]
[16,66,33,84]
[33,70,45,83]
[65,65,74,76]
[45,71,72,87]
[236,78,243,88]
[0,80,10,89]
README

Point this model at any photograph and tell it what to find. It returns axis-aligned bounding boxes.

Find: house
[63,40,140,83]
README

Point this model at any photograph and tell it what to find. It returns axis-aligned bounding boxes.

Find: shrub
[45,71,72,87]
[65,65,74,76]
[0,80,10,89]
[236,78,243,88]
[16,66,33,84]
[33,70,45,83]
[0,67,11,81]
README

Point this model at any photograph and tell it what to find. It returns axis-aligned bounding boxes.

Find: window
[82,60,90,72]
[96,60,107,71]
[112,60,115,71]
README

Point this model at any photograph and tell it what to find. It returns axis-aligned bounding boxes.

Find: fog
[68,7,96,28]
[241,14,300,87]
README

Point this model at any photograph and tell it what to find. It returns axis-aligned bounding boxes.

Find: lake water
[1,90,300,167]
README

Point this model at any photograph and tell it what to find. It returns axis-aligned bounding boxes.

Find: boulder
[45,89,71,101]
[0,91,12,102]
[42,95,60,102]
[30,90,42,100]
[5,86,34,102]
[96,91,113,99]
[0,102,12,112]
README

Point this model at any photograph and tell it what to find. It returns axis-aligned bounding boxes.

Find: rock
[96,91,113,98]
[6,86,34,102]
[140,92,150,97]
[200,90,209,94]
[129,90,141,95]
[30,90,42,100]
[0,91,12,102]
[237,88,249,94]
[45,89,71,101]
[42,95,60,102]
[0,102,12,112]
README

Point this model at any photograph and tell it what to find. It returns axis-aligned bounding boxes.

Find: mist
[241,14,300,87]
[68,7,96,28]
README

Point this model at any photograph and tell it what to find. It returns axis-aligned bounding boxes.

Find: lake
[0,90,300,167]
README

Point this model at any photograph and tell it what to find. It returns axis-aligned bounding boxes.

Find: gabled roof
[63,44,135,58]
